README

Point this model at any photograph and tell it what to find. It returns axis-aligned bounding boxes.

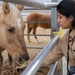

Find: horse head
[0,2,29,65]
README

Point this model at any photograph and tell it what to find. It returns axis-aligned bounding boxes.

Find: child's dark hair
[57,0,75,28]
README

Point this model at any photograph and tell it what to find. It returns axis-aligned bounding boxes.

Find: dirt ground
[1,25,51,75]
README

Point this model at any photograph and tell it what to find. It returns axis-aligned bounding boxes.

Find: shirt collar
[69,29,75,38]
[69,29,75,41]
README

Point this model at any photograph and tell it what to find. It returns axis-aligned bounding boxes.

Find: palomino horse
[26,12,51,43]
[0,2,29,74]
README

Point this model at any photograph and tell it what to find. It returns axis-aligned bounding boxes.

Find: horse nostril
[19,57,24,61]
[25,56,29,61]
[19,56,29,61]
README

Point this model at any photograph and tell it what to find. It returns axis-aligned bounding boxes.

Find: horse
[0,2,29,74]
[26,12,51,43]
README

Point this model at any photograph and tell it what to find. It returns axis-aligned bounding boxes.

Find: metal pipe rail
[1,0,59,9]
[27,46,43,49]
[24,21,51,23]
[24,34,51,36]
[23,8,51,10]
[21,35,59,75]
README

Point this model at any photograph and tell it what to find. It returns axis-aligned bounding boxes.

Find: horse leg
[27,26,32,43]
[33,27,40,43]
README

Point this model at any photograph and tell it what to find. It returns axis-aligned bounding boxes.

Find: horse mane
[9,5,20,20]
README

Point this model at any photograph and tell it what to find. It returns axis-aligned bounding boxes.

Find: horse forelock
[16,18,21,29]
[9,5,19,20]
[8,5,22,29]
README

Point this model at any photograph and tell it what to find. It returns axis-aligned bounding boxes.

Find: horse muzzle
[15,55,29,66]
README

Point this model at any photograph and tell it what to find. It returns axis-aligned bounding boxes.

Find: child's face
[57,12,73,29]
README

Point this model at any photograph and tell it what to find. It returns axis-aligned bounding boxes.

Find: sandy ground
[1,25,51,75]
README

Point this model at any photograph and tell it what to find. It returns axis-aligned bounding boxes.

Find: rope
[52,27,65,38]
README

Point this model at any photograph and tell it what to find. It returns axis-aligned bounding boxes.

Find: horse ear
[16,5,24,12]
[2,2,10,14]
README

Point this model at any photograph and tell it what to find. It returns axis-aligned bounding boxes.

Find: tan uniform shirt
[43,29,75,66]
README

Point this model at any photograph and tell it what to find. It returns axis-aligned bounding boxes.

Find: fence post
[51,0,59,38]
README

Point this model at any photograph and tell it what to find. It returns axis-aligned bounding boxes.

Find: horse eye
[8,27,15,33]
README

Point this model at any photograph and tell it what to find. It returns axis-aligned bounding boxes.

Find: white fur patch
[17,18,21,29]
